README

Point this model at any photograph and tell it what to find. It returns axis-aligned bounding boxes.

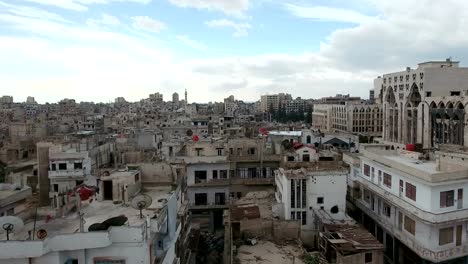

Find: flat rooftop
[1,187,172,241]
[268,131,302,137]
[383,155,438,174]
[237,240,305,264]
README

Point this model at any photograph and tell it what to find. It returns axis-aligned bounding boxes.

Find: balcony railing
[356,176,468,224]
[188,202,229,210]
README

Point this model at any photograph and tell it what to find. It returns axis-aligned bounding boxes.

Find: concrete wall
[187,162,230,185]
[138,162,174,185]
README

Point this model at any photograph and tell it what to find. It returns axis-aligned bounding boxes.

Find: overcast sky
[1,0,468,103]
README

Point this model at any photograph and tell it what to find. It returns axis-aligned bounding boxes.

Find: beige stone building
[311,104,331,132]
[331,103,383,137]
[260,93,291,112]
[376,59,468,148]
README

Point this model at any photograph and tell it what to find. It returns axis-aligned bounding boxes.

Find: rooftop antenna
[131,194,153,219]
[0,216,24,240]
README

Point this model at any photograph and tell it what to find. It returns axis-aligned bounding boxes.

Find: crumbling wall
[238,219,300,242]
[138,162,174,185]
[272,220,300,243]
[240,219,272,240]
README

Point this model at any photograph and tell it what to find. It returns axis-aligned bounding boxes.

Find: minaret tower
[185,89,188,107]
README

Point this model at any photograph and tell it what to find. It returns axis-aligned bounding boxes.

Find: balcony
[189,177,274,187]
[228,154,281,162]
[354,198,468,263]
[48,169,86,178]
[356,176,468,224]
[188,202,229,210]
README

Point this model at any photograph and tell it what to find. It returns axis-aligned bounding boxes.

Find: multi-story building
[0,188,182,264]
[0,95,13,104]
[280,97,306,114]
[331,103,383,137]
[224,95,238,117]
[345,144,468,263]
[318,94,361,105]
[311,104,331,132]
[274,165,349,244]
[260,93,292,112]
[377,59,468,148]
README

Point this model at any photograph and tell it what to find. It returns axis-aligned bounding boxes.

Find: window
[404,215,415,235]
[405,182,416,201]
[216,148,223,156]
[317,197,324,204]
[194,193,207,205]
[247,148,256,155]
[212,170,218,179]
[451,91,461,96]
[74,162,83,169]
[302,211,307,225]
[365,253,372,263]
[302,154,310,162]
[291,181,296,208]
[363,189,371,203]
[51,163,56,171]
[440,190,455,208]
[194,171,207,183]
[363,164,370,177]
[195,148,203,156]
[287,156,295,161]
[229,148,233,155]
[220,170,228,179]
[383,173,392,188]
[215,193,226,205]
[383,203,391,217]
[58,163,67,170]
[426,91,432,97]
[439,227,454,245]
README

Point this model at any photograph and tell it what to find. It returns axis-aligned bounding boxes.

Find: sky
[1,0,468,104]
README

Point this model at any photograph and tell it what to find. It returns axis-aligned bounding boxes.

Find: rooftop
[268,131,302,137]
[321,224,384,255]
[2,187,172,241]
[237,240,305,264]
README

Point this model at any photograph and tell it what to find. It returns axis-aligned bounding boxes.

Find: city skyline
[1,0,468,103]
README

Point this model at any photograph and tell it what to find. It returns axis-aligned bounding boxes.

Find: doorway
[103,180,113,200]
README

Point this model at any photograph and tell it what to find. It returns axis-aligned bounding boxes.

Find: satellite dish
[131,194,152,219]
[0,216,24,240]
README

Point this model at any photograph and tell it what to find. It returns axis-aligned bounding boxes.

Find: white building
[345,144,468,263]
[0,189,182,264]
[311,104,331,132]
[274,166,348,244]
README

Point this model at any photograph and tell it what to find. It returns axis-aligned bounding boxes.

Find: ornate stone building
[376,59,468,148]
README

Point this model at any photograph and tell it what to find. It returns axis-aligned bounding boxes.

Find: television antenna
[131,194,152,219]
[0,216,24,240]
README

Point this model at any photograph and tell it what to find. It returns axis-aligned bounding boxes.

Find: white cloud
[168,0,249,18]
[205,19,251,37]
[86,13,120,28]
[131,16,166,33]
[23,0,151,11]
[2,0,468,104]
[176,35,207,51]
[285,3,378,24]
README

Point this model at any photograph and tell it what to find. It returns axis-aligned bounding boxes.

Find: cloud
[205,19,251,37]
[2,0,468,104]
[131,16,166,33]
[176,35,207,51]
[86,13,120,28]
[23,0,151,11]
[168,0,249,18]
[318,0,468,71]
[285,3,378,24]
[0,1,71,23]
